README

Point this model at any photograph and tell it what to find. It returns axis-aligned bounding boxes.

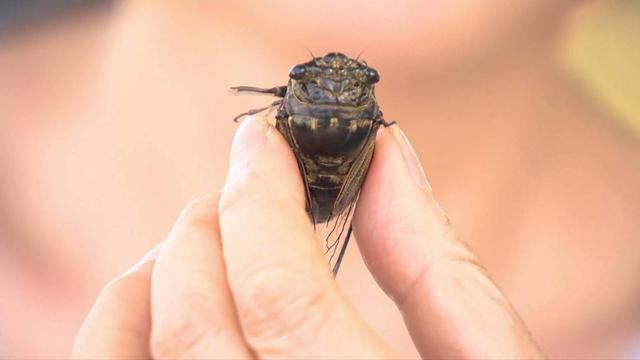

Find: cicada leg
[232,99,283,122]
[375,118,397,127]
[231,85,287,97]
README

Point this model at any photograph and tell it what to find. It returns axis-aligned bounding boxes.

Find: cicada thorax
[276,91,380,223]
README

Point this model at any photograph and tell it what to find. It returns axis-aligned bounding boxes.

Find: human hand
[73,116,543,359]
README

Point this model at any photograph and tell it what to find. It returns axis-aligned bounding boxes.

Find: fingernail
[390,125,431,192]
[125,242,163,275]
[229,115,270,165]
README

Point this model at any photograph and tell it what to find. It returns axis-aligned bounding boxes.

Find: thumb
[353,125,543,359]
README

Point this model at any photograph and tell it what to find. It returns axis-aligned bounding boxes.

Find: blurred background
[1,1,639,358]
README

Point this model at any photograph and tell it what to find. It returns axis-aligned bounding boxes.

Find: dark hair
[0,0,114,34]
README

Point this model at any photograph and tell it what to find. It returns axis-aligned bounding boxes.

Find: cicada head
[288,52,379,106]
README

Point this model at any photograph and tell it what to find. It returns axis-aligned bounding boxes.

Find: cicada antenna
[304,46,316,60]
[355,46,368,63]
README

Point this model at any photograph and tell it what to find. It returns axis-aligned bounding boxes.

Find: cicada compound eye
[364,67,380,84]
[289,64,306,80]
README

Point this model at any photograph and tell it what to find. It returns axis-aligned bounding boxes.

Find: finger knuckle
[150,292,217,358]
[220,159,302,219]
[235,262,330,348]
[100,276,129,301]
[397,239,480,309]
[99,272,146,307]
[219,163,266,215]
[179,194,219,228]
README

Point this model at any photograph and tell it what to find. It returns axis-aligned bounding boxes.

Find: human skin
[73,117,543,358]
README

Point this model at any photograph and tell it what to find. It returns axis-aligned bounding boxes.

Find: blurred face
[0,0,592,357]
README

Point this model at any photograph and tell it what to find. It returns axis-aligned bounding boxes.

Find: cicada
[232,52,394,276]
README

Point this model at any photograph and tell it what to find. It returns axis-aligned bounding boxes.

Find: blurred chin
[245,0,566,72]
[248,1,507,67]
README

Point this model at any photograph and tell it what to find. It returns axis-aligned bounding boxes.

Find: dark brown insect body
[233,52,393,275]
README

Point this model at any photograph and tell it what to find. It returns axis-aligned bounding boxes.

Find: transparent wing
[321,124,378,276]
[331,124,377,218]
[321,197,357,276]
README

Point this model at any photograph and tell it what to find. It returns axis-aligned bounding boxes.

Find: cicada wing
[276,114,349,275]
[324,122,379,276]
[323,198,357,277]
[275,115,317,226]
[331,123,378,218]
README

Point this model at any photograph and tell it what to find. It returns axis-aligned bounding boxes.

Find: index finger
[353,125,543,359]
[218,116,390,358]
